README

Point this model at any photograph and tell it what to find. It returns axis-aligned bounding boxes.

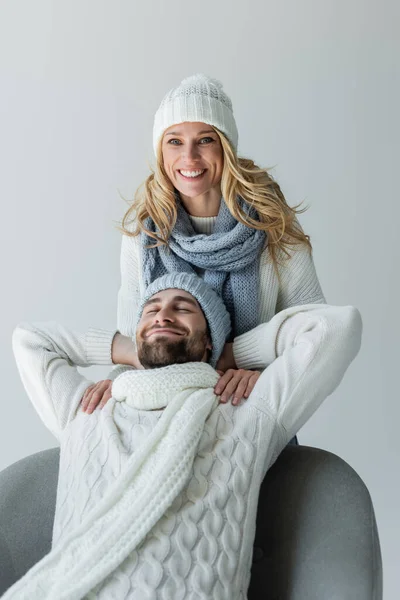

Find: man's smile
[145,328,185,339]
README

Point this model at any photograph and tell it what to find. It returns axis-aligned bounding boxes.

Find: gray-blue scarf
[142,197,266,336]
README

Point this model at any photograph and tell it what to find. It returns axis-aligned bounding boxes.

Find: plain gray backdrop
[0,1,398,597]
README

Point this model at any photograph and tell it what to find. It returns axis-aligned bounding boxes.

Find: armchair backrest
[0,448,59,593]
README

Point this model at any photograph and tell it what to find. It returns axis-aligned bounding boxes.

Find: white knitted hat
[153,74,238,156]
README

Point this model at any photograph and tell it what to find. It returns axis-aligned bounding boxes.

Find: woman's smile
[177,169,206,181]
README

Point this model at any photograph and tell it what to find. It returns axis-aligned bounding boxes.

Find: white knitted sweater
[113,216,326,378]
[7,304,362,599]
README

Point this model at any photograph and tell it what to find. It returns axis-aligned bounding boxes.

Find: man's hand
[81,380,112,413]
[81,333,142,414]
[215,342,237,372]
[214,369,261,406]
[111,333,141,368]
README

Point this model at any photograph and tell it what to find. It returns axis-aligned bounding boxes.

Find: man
[6,273,362,599]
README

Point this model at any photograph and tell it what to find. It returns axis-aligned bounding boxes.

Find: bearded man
[5,273,361,599]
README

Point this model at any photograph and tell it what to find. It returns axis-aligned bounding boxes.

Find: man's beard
[137,330,209,369]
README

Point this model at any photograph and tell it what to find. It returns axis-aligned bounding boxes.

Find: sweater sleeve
[276,244,326,311]
[12,322,117,439]
[116,233,142,338]
[233,244,326,369]
[246,304,362,442]
[107,233,143,381]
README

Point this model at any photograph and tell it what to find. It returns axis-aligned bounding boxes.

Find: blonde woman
[82,74,325,418]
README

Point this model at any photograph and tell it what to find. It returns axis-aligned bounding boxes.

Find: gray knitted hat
[137,272,231,367]
[153,73,238,156]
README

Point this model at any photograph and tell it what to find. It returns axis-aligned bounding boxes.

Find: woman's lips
[177,169,206,182]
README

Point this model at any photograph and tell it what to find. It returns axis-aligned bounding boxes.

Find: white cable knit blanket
[3,363,219,600]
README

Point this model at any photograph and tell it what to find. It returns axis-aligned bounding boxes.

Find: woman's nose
[183,142,200,161]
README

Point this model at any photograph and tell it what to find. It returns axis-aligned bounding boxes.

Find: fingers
[215,369,261,406]
[227,371,253,405]
[99,387,112,409]
[81,384,95,412]
[81,380,112,414]
[214,369,235,399]
[231,373,252,405]
[244,372,260,400]
[215,369,250,405]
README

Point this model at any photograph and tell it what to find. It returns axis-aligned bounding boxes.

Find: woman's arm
[275,244,326,311]
[12,323,117,438]
[245,304,362,441]
[83,233,143,404]
[107,233,143,382]
[117,233,143,337]
[231,244,325,370]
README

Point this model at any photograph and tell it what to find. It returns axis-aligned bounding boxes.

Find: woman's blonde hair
[120,127,311,269]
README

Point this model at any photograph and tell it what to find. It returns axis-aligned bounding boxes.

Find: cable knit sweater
[6,304,362,599]
[113,216,326,378]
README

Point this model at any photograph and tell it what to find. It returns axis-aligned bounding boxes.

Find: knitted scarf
[3,363,220,600]
[142,197,266,335]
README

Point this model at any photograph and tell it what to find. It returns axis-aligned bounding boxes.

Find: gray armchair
[0,445,382,599]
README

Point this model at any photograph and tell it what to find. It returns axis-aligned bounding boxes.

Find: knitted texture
[142,199,265,336]
[153,74,238,155]
[9,306,362,599]
[113,214,326,380]
[137,272,231,367]
[3,364,220,599]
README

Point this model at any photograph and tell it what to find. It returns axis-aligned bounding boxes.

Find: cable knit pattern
[86,404,269,600]
[7,305,362,599]
[4,365,221,599]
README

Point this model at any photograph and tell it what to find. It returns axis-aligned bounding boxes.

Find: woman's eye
[168,139,182,145]
[199,137,214,144]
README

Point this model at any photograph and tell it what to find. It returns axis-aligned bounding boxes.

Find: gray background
[0,0,398,597]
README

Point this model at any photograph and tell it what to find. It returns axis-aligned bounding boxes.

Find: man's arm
[12,323,117,438]
[242,304,362,441]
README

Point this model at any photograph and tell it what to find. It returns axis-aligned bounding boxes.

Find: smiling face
[136,288,212,369]
[161,122,224,210]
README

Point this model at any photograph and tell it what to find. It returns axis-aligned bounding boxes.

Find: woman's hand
[214,368,261,406]
[215,342,237,372]
[81,380,112,413]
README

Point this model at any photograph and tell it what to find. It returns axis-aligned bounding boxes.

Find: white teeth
[180,170,205,178]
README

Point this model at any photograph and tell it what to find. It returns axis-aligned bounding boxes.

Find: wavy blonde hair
[120,127,311,269]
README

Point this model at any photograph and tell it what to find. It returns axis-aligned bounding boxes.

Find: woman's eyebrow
[165,130,215,136]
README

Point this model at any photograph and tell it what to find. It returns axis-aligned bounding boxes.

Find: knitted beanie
[137,272,231,367]
[153,74,238,156]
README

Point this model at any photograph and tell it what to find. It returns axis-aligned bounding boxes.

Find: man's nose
[154,308,174,323]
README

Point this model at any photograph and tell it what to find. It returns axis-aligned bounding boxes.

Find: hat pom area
[180,73,223,91]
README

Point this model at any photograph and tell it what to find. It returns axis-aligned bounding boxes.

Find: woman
[82,73,325,412]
